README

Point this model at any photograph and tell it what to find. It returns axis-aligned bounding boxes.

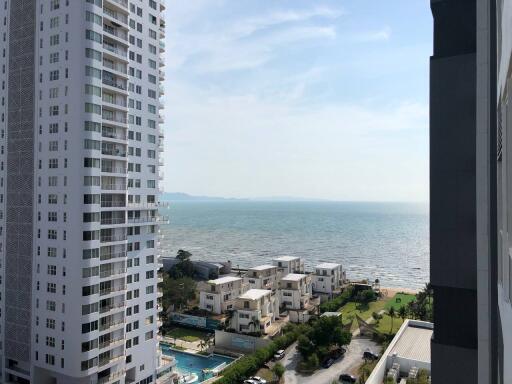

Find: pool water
[161,344,235,382]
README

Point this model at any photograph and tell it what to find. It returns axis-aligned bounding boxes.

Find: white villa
[272,256,305,274]
[199,276,248,314]
[230,289,280,335]
[279,273,318,323]
[244,265,281,290]
[311,262,344,297]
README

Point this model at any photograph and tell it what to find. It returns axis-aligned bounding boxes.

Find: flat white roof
[208,276,241,285]
[316,262,341,269]
[249,264,276,271]
[391,324,433,363]
[238,289,271,300]
[273,256,300,262]
[281,273,308,282]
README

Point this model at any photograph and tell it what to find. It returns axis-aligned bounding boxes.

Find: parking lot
[280,337,379,384]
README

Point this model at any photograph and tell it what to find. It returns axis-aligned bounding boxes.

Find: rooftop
[238,289,271,301]
[208,276,242,285]
[316,262,341,269]
[249,264,276,271]
[320,312,342,318]
[273,256,300,262]
[391,324,433,363]
[281,273,308,282]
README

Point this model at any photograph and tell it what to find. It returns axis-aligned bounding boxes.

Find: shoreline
[380,286,420,298]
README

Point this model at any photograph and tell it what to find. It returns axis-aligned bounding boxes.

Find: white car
[273,349,285,360]
[243,380,259,384]
[250,377,267,384]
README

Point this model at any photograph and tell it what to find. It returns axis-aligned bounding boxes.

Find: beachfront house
[311,262,344,297]
[230,289,280,335]
[278,273,318,323]
[272,256,305,274]
[199,276,248,314]
[244,264,281,290]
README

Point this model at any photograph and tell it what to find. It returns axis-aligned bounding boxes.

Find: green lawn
[165,327,208,342]
[375,315,404,335]
[338,300,388,330]
[384,293,416,311]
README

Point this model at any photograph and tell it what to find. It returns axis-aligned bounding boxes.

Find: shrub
[272,363,285,378]
[215,325,302,384]
[319,286,354,313]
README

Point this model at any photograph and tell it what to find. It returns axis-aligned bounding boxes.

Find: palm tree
[398,305,407,324]
[388,307,396,334]
[198,339,207,352]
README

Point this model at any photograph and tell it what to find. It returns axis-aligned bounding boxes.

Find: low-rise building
[279,273,318,323]
[199,276,248,314]
[230,289,280,335]
[272,256,305,274]
[365,320,433,384]
[312,262,344,297]
[244,264,281,290]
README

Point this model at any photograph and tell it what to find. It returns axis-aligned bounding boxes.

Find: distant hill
[160,192,329,202]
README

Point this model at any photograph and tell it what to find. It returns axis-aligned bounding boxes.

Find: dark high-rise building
[430,0,510,383]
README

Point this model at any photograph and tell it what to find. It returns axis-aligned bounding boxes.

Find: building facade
[278,273,316,323]
[430,0,510,383]
[199,276,248,315]
[272,256,304,275]
[243,265,281,290]
[230,289,279,335]
[311,262,343,296]
[0,0,174,383]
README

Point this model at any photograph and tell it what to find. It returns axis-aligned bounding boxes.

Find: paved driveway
[281,337,379,384]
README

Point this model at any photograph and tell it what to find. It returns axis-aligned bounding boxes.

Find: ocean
[159,201,429,290]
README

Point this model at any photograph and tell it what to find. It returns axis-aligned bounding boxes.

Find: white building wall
[0,0,170,383]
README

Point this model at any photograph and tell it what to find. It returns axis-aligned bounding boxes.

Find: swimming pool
[161,344,235,383]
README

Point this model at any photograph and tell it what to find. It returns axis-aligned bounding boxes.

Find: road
[281,337,379,384]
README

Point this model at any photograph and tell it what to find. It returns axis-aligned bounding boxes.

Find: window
[49,34,59,46]
[47,283,56,293]
[85,84,101,97]
[49,159,58,168]
[49,70,59,81]
[45,354,55,366]
[85,103,101,115]
[49,105,59,116]
[85,29,102,43]
[85,11,102,26]
[85,66,101,79]
[49,52,59,63]
[85,48,102,61]
[50,0,60,10]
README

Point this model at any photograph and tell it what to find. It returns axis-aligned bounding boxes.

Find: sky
[162,0,432,202]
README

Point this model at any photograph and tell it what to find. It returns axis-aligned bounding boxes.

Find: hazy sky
[163,1,432,202]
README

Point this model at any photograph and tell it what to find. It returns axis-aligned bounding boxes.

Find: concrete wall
[214,330,270,354]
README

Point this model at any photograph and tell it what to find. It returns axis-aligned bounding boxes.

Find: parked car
[363,350,379,360]
[249,377,267,384]
[243,380,259,384]
[322,357,335,368]
[339,373,357,383]
[331,347,347,359]
[274,349,285,360]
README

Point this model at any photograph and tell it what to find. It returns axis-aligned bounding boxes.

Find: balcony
[104,25,128,42]
[100,217,126,225]
[97,370,126,384]
[104,0,128,11]
[100,250,127,261]
[102,128,127,141]
[100,268,127,278]
[98,353,125,367]
[100,234,127,243]
[101,182,127,191]
[101,165,127,174]
[99,336,125,350]
[103,95,127,109]
[103,7,128,26]
[99,285,127,296]
[99,303,126,316]
[103,42,128,59]
[102,147,127,157]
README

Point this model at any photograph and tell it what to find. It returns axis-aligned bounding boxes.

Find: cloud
[356,26,392,42]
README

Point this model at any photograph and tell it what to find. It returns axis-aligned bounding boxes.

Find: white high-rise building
[0,0,175,383]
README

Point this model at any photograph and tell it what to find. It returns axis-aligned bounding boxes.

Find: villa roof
[249,264,276,271]
[273,256,300,262]
[391,324,433,363]
[208,276,242,285]
[316,262,341,269]
[238,289,271,301]
[281,273,308,282]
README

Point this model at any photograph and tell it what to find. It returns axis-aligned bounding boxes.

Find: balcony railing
[100,234,127,243]
[98,353,125,367]
[100,251,127,261]
[99,303,126,315]
[100,200,126,208]
[103,77,127,91]
[101,166,127,174]
[99,336,124,349]
[97,369,126,384]
[100,217,126,225]
[103,26,128,42]
[103,43,127,58]
[102,129,127,140]
[105,0,128,10]
[103,96,127,108]
[100,268,127,278]
[102,148,127,157]
[103,7,128,25]
[101,183,127,191]
[99,285,127,296]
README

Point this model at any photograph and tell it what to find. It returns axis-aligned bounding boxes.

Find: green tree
[297,334,315,358]
[161,275,196,312]
[355,289,377,305]
[398,305,407,323]
[170,249,195,278]
[272,363,285,378]
[388,307,396,334]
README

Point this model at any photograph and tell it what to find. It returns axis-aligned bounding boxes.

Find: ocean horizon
[159,201,429,290]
